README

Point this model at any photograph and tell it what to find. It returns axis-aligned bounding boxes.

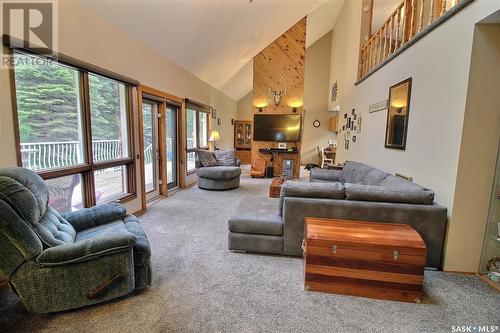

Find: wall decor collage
[339,108,362,150]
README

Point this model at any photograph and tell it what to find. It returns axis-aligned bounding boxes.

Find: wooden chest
[269,177,285,198]
[304,218,426,303]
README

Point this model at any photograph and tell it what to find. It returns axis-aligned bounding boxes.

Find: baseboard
[476,273,500,292]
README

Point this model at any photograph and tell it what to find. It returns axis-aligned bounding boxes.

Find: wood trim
[137,86,147,210]
[37,164,91,180]
[7,48,22,167]
[476,273,500,292]
[93,158,135,170]
[158,102,168,196]
[141,85,183,104]
[178,102,187,188]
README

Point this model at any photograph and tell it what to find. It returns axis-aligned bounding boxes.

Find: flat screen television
[253,114,302,142]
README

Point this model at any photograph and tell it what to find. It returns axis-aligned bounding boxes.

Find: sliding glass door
[166,104,178,189]
[142,99,160,201]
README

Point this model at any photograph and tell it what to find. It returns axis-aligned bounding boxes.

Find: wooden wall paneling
[252,17,307,178]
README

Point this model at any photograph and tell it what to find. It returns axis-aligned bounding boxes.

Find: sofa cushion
[214,149,236,166]
[229,200,283,236]
[196,149,218,167]
[279,181,345,216]
[196,166,241,180]
[309,168,343,183]
[344,183,434,205]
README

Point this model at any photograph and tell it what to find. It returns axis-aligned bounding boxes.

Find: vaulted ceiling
[79,0,345,101]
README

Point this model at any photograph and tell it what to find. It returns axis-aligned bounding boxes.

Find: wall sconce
[255,101,268,113]
[289,100,303,113]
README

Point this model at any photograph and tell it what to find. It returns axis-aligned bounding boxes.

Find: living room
[0,0,499,332]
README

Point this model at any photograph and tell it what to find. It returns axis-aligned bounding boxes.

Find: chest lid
[305,218,426,256]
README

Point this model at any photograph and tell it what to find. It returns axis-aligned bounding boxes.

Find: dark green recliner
[0,167,152,313]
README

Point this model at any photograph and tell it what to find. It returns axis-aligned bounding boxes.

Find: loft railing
[21,140,123,171]
[358,0,465,81]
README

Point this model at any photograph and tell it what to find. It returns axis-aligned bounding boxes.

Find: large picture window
[12,51,136,213]
[185,101,210,173]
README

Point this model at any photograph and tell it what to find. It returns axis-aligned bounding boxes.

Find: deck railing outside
[20,140,123,171]
[358,0,463,81]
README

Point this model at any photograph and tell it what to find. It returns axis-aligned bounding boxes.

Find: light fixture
[289,99,303,113]
[208,130,220,151]
[254,101,268,113]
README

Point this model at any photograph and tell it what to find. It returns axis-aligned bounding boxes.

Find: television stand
[258,147,299,178]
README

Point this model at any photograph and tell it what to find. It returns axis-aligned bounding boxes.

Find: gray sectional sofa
[228,161,448,269]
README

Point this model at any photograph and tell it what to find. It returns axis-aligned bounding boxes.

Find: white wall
[303,31,336,164]
[0,0,237,212]
[329,0,500,271]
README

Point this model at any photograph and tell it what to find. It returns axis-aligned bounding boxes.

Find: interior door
[166,104,178,189]
[142,99,161,201]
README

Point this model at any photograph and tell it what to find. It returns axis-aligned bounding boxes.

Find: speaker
[266,166,274,178]
[283,159,294,179]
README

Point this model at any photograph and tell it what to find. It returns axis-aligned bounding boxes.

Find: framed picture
[211,109,217,119]
[278,142,287,149]
[345,140,349,149]
[385,78,412,150]
[352,135,357,142]
[313,119,321,128]
[217,118,221,125]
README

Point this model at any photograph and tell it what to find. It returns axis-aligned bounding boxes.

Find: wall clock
[313,119,321,128]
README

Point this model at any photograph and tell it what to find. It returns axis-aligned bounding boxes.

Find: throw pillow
[214,149,236,166]
[196,149,218,167]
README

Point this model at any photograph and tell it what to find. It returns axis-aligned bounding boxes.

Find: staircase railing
[358,0,465,81]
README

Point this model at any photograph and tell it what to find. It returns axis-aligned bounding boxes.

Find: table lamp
[208,130,220,151]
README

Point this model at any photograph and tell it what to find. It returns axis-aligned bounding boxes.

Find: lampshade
[208,130,220,141]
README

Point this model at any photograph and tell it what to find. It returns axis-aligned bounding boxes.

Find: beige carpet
[1,168,499,332]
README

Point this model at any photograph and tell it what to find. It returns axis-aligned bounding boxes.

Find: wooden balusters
[418,0,425,33]
[429,0,435,24]
[383,23,388,58]
[395,7,401,50]
[358,0,463,81]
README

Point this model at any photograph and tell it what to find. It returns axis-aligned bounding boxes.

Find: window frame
[10,50,137,208]
[185,101,210,175]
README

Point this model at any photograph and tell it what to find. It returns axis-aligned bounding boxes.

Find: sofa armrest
[36,232,137,267]
[62,203,127,232]
[310,168,343,182]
